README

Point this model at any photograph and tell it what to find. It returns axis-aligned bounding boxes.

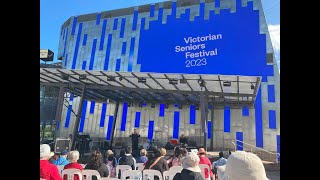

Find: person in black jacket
[179,134,188,147]
[84,150,109,180]
[130,129,140,157]
[173,152,204,180]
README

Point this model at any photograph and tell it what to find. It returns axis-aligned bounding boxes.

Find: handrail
[232,140,280,163]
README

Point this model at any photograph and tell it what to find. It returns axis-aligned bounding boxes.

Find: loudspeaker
[54,138,71,153]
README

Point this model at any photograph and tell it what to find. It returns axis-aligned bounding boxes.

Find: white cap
[181,152,201,173]
[220,151,269,180]
[40,144,51,158]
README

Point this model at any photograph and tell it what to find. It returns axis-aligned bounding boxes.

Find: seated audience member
[213,152,227,174]
[197,148,214,180]
[85,150,109,180]
[144,148,169,180]
[144,152,155,166]
[136,148,148,163]
[40,144,63,180]
[63,151,83,180]
[179,134,188,147]
[167,146,182,168]
[173,152,204,180]
[49,153,59,164]
[118,146,136,170]
[180,147,188,157]
[105,150,117,178]
[118,147,136,179]
[218,151,269,180]
[161,147,167,158]
[53,150,69,166]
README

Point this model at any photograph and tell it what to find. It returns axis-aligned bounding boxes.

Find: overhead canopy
[40,68,261,107]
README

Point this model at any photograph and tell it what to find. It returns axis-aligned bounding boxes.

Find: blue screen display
[137,3,273,76]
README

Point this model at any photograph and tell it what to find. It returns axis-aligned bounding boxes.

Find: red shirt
[40,160,63,180]
[63,162,83,180]
[199,156,214,178]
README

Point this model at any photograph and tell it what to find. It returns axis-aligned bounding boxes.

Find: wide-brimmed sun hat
[181,152,201,173]
[219,151,269,180]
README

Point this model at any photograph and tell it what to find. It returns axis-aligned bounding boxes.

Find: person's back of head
[180,148,188,157]
[161,148,167,157]
[140,149,147,157]
[89,150,103,169]
[219,151,224,158]
[147,153,155,161]
[221,151,268,180]
[153,148,161,158]
[68,150,80,163]
[40,144,52,160]
[126,146,132,155]
[174,146,181,158]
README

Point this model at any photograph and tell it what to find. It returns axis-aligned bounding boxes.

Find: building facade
[55,0,280,153]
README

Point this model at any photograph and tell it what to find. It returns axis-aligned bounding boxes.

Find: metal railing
[231,140,280,163]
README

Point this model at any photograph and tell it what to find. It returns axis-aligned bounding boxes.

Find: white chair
[116,165,132,178]
[136,163,145,171]
[57,165,64,174]
[199,164,211,180]
[216,165,226,180]
[122,170,142,180]
[168,166,183,173]
[82,169,101,180]
[163,170,179,180]
[61,169,83,180]
[142,169,163,180]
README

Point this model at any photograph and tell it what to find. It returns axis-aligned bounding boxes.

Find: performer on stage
[179,134,188,147]
[130,128,140,157]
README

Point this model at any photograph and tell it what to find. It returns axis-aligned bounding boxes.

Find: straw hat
[219,151,269,180]
[197,148,207,155]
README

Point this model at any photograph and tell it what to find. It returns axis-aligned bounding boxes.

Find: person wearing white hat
[105,149,117,178]
[40,144,62,180]
[173,152,205,180]
[218,151,269,180]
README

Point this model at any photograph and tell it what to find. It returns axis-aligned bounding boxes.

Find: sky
[40,0,280,68]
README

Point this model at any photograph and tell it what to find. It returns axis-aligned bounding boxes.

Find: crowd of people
[40,141,269,180]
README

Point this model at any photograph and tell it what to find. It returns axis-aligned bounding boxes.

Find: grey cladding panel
[177,0,201,6]
[163,1,172,9]
[101,7,134,19]
[138,4,151,13]
[77,13,98,22]
[62,18,72,29]
[267,53,273,63]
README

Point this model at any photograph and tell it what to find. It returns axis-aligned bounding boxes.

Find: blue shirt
[53,157,69,166]
[214,157,227,167]
[136,156,148,163]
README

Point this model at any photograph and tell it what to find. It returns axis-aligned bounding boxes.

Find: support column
[53,87,65,139]
[110,101,120,148]
[200,91,209,151]
[210,106,214,150]
[71,85,86,150]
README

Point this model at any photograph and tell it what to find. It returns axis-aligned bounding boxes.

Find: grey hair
[68,150,80,163]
